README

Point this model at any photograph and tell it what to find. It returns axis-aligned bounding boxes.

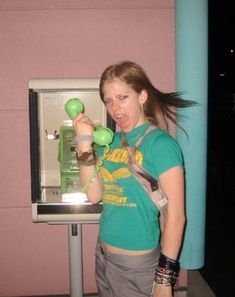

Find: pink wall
[0,0,178,296]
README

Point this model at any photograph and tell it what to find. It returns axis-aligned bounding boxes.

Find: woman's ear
[139,89,148,104]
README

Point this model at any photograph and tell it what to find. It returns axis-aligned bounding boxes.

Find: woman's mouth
[114,114,129,129]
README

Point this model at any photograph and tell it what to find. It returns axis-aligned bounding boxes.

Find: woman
[73,61,196,297]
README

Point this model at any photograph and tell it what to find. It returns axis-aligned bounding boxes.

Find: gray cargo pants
[95,242,159,297]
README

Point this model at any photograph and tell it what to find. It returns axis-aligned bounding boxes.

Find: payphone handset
[59,98,113,195]
[65,98,114,146]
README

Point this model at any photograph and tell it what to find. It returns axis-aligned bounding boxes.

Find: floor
[187,270,216,297]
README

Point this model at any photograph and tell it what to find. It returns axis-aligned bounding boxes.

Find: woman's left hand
[151,284,173,297]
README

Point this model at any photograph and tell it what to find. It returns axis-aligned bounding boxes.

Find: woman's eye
[119,95,128,100]
[103,98,111,105]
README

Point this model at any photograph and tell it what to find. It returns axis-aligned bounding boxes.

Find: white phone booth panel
[29,78,115,224]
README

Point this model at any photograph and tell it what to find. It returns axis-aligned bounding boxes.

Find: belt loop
[100,246,105,255]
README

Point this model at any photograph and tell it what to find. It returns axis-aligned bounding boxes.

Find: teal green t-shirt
[96,122,184,250]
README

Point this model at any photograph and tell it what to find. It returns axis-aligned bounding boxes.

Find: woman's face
[102,78,148,132]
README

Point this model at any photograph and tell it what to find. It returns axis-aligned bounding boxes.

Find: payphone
[58,121,80,196]
[29,78,115,223]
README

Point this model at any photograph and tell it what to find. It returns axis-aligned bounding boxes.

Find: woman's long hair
[99,61,197,131]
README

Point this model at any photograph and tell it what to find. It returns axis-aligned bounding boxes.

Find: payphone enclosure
[29,79,115,223]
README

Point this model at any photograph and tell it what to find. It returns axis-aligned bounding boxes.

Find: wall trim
[0,0,174,11]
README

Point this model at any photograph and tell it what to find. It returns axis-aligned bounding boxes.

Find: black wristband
[158,253,180,274]
[155,253,180,287]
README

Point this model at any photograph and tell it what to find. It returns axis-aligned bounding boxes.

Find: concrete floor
[187,271,216,297]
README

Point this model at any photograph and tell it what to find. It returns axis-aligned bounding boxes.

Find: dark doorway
[200,1,235,297]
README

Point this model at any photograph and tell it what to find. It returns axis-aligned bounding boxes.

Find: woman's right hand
[73,113,95,154]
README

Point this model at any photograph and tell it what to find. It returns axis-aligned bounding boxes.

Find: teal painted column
[176,0,208,269]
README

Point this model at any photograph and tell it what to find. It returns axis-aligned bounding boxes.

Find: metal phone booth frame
[29,79,115,297]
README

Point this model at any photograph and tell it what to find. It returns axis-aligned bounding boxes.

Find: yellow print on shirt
[100,147,143,208]
[100,167,130,182]
[104,184,124,194]
[103,194,128,206]
[104,147,143,165]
